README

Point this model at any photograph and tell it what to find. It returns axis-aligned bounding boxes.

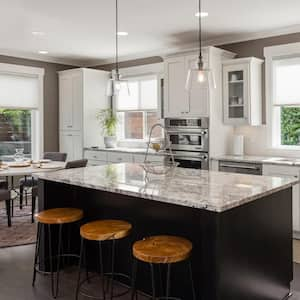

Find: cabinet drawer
[107,152,133,163]
[134,153,165,163]
[87,159,107,166]
[84,150,107,162]
[262,164,299,178]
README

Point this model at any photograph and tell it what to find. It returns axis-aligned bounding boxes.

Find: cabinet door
[263,164,300,233]
[59,73,83,131]
[185,55,209,117]
[223,63,249,125]
[60,132,83,161]
[164,57,189,117]
[59,77,73,130]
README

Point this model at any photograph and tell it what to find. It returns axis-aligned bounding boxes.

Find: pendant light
[185,0,215,90]
[107,0,130,96]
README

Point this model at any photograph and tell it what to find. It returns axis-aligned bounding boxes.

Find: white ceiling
[0,0,300,66]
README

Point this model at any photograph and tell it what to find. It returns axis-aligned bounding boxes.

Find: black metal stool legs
[131,258,138,300]
[99,241,106,300]
[32,222,41,286]
[75,237,84,300]
[188,261,196,300]
[54,224,63,298]
[131,259,196,300]
[150,264,156,300]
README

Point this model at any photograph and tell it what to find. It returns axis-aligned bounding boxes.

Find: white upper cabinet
[223,57,263,126]
[164,56,188,116]
[164,53,209,118]
[59,72,83,131]
[59,68,110,160]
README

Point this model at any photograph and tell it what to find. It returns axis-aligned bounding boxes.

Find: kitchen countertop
[212,155,300,166]
[36,163,298,213]
[84,147,161,155]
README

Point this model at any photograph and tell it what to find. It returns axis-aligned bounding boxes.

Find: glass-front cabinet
[223,57,263,126]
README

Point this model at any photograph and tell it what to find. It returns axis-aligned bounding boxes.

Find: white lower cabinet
[107,152,133,164]
[60,131,83,161]
[84,150,107,166]
[133,153,164,163]
[263,164,300,233]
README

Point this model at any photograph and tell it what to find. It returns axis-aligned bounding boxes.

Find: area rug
[0,200,37,248]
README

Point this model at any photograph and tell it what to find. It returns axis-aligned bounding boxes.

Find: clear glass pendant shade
[107,74,130,96]
[185,67,216,91]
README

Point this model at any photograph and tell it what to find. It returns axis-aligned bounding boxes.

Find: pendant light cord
[115,0,119,76]
[198,0,203,67]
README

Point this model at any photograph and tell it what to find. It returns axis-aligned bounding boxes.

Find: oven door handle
[167,130,207,135]
[174,155,208,161]
[219,163,261,170]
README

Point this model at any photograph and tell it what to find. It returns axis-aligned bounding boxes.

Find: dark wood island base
[38,179,293,300]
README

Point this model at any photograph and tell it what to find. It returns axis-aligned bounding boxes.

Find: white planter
[104,136,117,148]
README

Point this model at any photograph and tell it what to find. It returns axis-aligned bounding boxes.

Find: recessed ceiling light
[195,12,208,18]
[117,31,128,36]
[32,31,45,36]
[38,50,48,54]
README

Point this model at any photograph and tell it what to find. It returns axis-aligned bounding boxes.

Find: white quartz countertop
[36,163,298,213]
[212,155,300,166]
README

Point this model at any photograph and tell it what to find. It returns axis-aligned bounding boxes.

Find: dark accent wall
[219,32,300,59]
[93,56,163,71]
[0,55,76,151]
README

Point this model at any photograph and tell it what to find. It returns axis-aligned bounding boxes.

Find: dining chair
[0,180,11,227]
[65,159,88,169]
[19,152,67,209]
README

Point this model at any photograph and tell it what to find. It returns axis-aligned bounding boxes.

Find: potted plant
[96,108,118,148]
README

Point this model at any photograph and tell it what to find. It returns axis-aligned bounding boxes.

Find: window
[0,64,44,160]
[116,75,162,140]
[0,109,32,160]
[271,57,300,147]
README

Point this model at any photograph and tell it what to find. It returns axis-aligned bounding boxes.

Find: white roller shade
[0,73,40,109]
[274,57,300,106]
[116,75,158,111]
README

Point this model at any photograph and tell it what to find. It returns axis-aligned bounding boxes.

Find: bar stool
[131,235,196,300]
[76,219,132,300]
[32,207,84,298]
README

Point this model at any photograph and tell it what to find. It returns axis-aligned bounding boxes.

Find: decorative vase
[14,148,25,162]
[104,136,117,148]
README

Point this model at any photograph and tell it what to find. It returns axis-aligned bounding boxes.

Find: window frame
[265,42,300,152]
[0,63,44,160]
[113,64,164,143]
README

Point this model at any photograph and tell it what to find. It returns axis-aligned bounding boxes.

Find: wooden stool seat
[80,219,132,241]
[36,208,83,224]
[133,235,192,264]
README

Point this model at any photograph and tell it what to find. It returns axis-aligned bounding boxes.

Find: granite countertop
[36,163,298,213]
[212,155,300,166]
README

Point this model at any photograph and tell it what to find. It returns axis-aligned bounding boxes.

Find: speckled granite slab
[36,163,299,213]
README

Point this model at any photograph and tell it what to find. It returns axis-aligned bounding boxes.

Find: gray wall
[93,56,163,71]
[0,55,76,152]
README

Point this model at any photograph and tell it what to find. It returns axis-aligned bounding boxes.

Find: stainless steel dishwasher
[218,160,263,175]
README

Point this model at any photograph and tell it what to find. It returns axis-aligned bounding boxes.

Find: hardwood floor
[0,244,300,299]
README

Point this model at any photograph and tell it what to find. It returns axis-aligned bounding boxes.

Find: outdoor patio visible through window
[0,109,31,161]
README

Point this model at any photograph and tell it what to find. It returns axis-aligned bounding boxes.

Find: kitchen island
[37,163,298,300]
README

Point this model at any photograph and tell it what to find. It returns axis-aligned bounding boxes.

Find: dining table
[0,161,66,214]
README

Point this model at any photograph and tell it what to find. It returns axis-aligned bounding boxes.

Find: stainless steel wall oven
[165,118,209,169]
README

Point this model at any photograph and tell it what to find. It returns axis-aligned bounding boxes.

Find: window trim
[113,63,164,142]
[264,42,300,152]
[0,63,44,160]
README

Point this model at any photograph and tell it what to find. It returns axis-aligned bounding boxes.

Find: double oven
[165,117,209,169]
